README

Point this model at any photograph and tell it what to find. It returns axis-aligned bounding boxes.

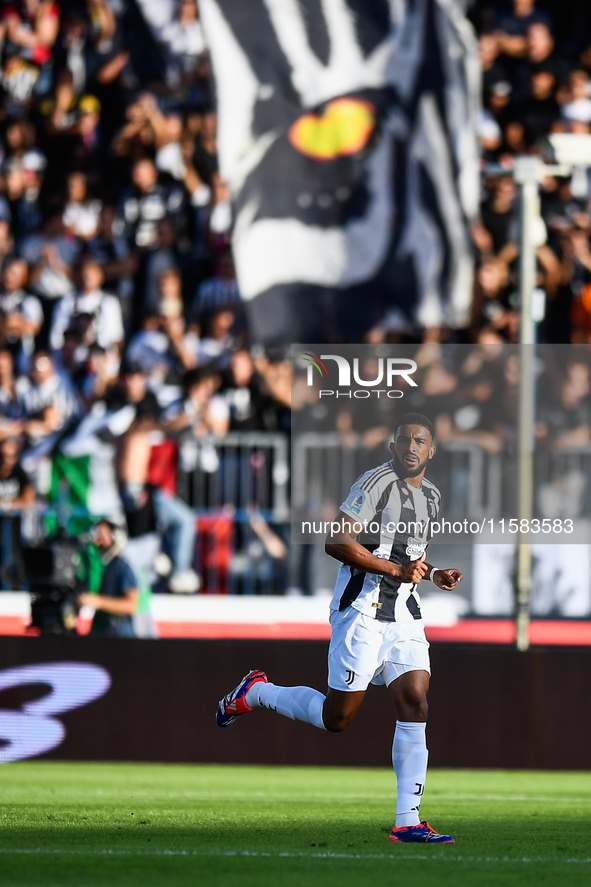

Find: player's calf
[321,688,365,732]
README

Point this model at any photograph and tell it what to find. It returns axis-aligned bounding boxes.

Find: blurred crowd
[0,0,293,592]
[469,0,591,348]
[358,1,591,348]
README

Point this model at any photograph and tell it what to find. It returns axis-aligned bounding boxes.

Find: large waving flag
[200,0,480,343]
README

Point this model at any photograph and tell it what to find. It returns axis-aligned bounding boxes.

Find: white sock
[392,721,428,827]
[246,682,326,730]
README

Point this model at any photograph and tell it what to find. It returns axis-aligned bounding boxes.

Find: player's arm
[325,510,429,584]
[424,563,463,591]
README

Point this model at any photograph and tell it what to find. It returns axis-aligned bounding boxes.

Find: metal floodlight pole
[504,140,591,650]
[513,156,541,652]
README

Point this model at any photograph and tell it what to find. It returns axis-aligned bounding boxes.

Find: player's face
[390,425,435,478]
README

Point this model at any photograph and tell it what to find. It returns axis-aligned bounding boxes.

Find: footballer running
[216,413,463,844]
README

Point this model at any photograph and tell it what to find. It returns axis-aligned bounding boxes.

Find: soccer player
[216,413,463,844]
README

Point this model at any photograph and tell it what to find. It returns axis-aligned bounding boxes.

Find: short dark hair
[394,413,435,442]
[184,363,222,390]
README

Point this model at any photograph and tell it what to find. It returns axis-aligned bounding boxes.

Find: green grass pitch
[0,763,590,887]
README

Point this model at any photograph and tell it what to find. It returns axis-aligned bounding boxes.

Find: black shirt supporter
[512,95,560,145]
[480,202,514,253]
[104,388,162,422]
[0,463,31,505]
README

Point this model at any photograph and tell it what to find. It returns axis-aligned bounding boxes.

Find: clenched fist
[392,554,430,584]
[433,569,464,591]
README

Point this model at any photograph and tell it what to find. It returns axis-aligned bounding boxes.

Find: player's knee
[398,694,428,722]
[415,696,428,721]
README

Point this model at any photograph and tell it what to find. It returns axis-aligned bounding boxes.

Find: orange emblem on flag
[288,97,376,160]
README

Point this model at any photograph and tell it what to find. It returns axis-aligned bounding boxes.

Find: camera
[21,542,82,634]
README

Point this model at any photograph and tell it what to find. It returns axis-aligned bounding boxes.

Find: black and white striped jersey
[329,460,442,624]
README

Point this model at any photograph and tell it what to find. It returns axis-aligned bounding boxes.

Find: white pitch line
[433,793,591,803]
[0,849,590,864]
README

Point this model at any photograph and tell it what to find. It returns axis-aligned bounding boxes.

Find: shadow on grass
[2,820,591,887]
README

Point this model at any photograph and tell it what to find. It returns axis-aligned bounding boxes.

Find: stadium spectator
[126,276,200,403]
[518,66,561,145]
[21,213,79,301]
[86,204,136,319]
[49,256,124,360]
[480,32,509,105]
[159,0,206,90]
[479,175,517,255]
[0,214,15,267]
[77,519,139,637]
[495,0,551,60]
[0,349,26,437]
[79,344,114,408]
[192,109,218,185]
[0,434,34,584]
[562,70,591,125]
[0,257,43,373]
[3,0,59,55]
[222,349,287,431]
[197,307,240,365]
[107,361,161,421]
[537,359,591,517]
[141,217,185,318]
[193,249,240,314]
[119,157,185,250]
[0,435,34,511]
[164,364,230,438]
[5,155,44,244]
[62,171,101,240]
[509,21,565,103]
[16,348,79,493]
[20,350,79,446]
[119,410,201,593]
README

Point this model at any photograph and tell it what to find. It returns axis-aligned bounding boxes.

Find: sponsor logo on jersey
[406,537,427,557]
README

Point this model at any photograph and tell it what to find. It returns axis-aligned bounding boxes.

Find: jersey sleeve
[340,470,389,525]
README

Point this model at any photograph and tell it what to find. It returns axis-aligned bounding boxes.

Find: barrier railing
[291,434,591,522]
[4,434,591,595]
[0,431,291,595]
[176,432,290,521]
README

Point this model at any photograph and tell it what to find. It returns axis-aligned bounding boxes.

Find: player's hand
[433,569,463,591]
[393,553,429,584]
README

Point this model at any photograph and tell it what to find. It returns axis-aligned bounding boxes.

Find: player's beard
[392,453,429,479]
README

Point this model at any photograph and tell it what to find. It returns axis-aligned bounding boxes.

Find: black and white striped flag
[200,0,480,343]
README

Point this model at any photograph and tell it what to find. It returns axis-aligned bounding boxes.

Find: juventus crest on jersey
[330,460,441,624]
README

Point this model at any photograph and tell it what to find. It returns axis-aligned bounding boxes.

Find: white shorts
[327,606,430,693]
